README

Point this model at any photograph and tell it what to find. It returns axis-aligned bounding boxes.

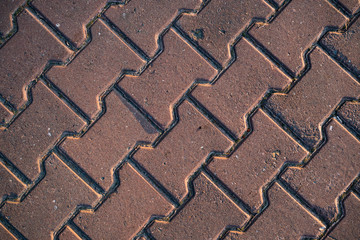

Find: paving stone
[207,109,306,211]
[0,0,23,37]
[32,0,108,46]
[60,90,158,190]
[281,120,360,220]
[58,226,79,240]
[0,9,70,109]
[338,101,360,134]
[0,164,23,202]
[46,20,144,118]
[177,0,273,65]
[325,193,360,239]
[105,0,201,57]
[321,17,360,78]
[0,154,98,240]
[0,82,85,179]
[225,183,323,239]
[132,100,232,200]
[250,0,346,75]
[0,104,12,124]
[119,29,216,128]
[266,47,360,148]
[191,39,290,137]
[150,173,248,239]
[73,162,172,240]
[0,225,15,240]
[339,0,360,13]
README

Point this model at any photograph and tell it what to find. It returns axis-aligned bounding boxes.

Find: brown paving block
[0,9,70,109]
[0,154,98,240]
[266,48,360,148]
[60,91,158,189]
[32,0,108,46]
[132,101,232,200]
[225,183,323,239]
[325,193,360,239]
[281,120,360,220]
[150,173,248,239]
[46,20,144,118]
[338,101,360,134]
[74,162,172,240]
[0,225,15,240]
[339,0,360,13]
[0,104,12,124]
[207,109,306,211]
[58,226,80,240]
[191,39,290,137]
[0,164,23,202]
[105,0,201,57]
[0,0,23,37]
[119,29,216,128]
[177,0,273,65]
[250,0,346,75]
[0,82,84,179]
[321,17,360,77]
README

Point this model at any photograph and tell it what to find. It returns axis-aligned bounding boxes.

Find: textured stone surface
[46,20,144,118]
[225,183,323,239]
[60,91,158,189]
[0,0,23,37]
[325,193,360,239]
[250,0,346,75]
[0,225,15,240]
[74,163,172,240]
[0,164,23,202]
[58,226,80,240]
[339,0,360,13]
[177,0,273,65]
[321,17,360,78]
[208,109,306,211]
[0,154,98,240]
[191,39,290,137]
[150,173,248,239]
[105,0,201,56]
[266,48,360,148]
[0,82,84,179]
[119,29,216,128]
[0,9,70,109]
[132,101,232,200]
[32,0,108,46]
[281,120,360,220]
[338,101,360,134]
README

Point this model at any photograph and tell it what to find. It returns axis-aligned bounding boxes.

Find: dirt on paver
[0,0,360,239]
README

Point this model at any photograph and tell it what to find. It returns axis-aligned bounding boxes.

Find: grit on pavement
[0,0,360,239]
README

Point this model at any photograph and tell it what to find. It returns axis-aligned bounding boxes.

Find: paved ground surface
[0,0,360,239]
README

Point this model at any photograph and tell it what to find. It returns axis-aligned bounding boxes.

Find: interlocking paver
[266,47,360,148]
[0,9,70,109]
[338,101,360,134]
[60,90,158,189]
[150,173,248,239]
[191,38,290,137]
[0,225,14,240]
[0,0,23,37]
[119,29,216,128]
[32,0,109,46]
[0,104,11,124]
[177,0,273,65]
[249,0,346,75]
[207,109,306,211]
[58,226,79,240]
[325,193,360,239]
[225,183,323,239]
[281,120,360,220]
[0,82,84,179]
[321,16,360,77]
[0,154,98,240]
[339,0,360,14]
[0,164,23,202]
[73,162,172,240]
[105,0,201,57]
[132,100,232,200]
[46,20,144,118]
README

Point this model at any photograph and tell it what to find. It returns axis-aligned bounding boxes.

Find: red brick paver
[1,0,359,239]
